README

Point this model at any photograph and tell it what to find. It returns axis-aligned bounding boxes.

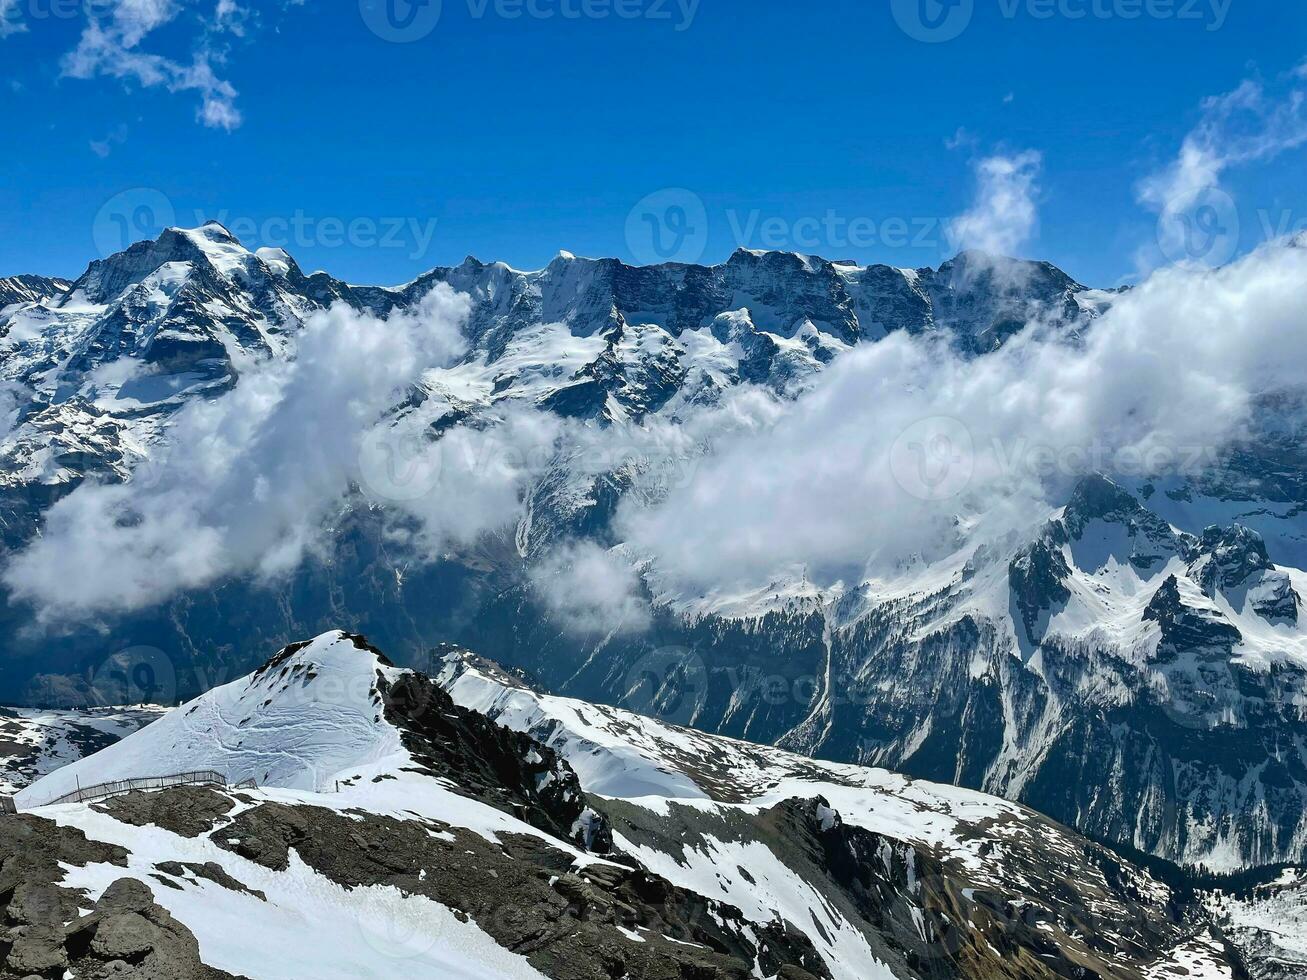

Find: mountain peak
[19,630,400,804]
[170,220,240,245]
[1064,473,1139,522]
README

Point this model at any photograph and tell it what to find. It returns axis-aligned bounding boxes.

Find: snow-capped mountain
[9,631,1250,979]
[0,275,70,313]
[0,704,163,796]
[501,473,1307,871]
[1,224,1304,884]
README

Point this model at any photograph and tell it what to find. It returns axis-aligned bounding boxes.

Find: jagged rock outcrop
[1143,575,1243,652]
[0,814,238,979]
[0,275,68,310]
[1191,525,1301,624]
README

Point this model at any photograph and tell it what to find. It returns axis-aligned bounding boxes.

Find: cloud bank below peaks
[615,239,1307,597]
[5,286,470,622]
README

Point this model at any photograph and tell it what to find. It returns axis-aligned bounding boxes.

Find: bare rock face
[94,784,238,838]
[378,665,599,848]
[1191,524,1302,624]
[0,814,241,979]
[1143,574,1243,653]
[62,877,241,980]
[0,275,69,310]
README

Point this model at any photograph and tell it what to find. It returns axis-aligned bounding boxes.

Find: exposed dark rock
[0,275,70,310]
[1191,525,1301,624]
[62,878,242,980]
[211,798,825,980]
[1009,540,1071,644]
[1144,576,1242,652]
[378,668,597,847]
[0,814,239,979]
[154,863,266,901]
[94,785,236,838]
[599,791,1209,980]
[1063,473,1144,528]
[1196,525,1274,591]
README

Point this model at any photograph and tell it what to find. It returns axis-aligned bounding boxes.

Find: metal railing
[36,770,256,808]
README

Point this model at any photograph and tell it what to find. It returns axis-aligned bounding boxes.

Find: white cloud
[0,0,26,37]
[947,150,1043,258]
[616,240,1307,596]
[5,287,471,621]
[58,0,278,130]
[1138,66,1307,269]
[530,541,652,638]
[372,404,565,560]
[13,215,1307,631]
[90,123,130,158]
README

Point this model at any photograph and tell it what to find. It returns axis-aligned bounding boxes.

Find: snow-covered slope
[436,643,1245,978]
[480,473,1307,872]
[18,633,407,805]
[1209,870,1307,978]
[8,631,1245,980]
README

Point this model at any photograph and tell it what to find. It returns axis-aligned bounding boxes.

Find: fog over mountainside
[2,221,1306,877]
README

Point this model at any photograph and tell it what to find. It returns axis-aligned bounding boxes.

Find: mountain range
[4,629,1288,979]
[1,222,1304,888]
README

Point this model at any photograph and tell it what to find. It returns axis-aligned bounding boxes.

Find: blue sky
[0,0,1303,286]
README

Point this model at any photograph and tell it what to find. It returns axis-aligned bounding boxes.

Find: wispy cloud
[1138,64,1307,270]
[62,2,239,130]
[57,0,292,130]
[947,150,1043,258]
[530,541,652,638]
[0,0,26,37]
[90,123,130,158]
